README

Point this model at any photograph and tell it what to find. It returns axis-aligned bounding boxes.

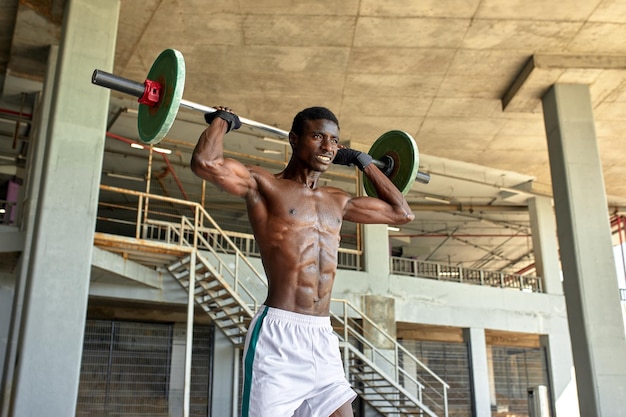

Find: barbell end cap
[416,171,431,184]
[91,69,99,84]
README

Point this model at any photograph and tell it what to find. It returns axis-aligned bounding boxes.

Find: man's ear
[288,131,297,149]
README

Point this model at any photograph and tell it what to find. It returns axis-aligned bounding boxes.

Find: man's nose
[320,137,334,150]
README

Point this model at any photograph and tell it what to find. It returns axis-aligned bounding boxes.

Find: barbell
[91,49,431,196]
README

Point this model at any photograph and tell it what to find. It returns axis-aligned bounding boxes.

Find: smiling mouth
[317,155,332,163]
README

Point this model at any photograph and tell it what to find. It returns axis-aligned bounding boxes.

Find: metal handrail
[390,256,544,293]
[98,184,362,270]
[96,184,449,416]
[143,217,266,314]
[331,298,449,417]
[98,185,547,290]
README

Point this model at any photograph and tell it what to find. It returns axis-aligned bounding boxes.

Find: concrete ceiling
[1,0,626,276]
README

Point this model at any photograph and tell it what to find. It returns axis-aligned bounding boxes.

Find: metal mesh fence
[400,339,472,417]
[490,345,550,417]
[76,320,213,417]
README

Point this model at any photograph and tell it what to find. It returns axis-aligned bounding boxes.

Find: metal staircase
[95,185,449,416]
[332,300,448,416]
[167,254,253,347]
[151,209,449,416]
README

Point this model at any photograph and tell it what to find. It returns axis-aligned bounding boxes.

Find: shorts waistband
[259,305,331,327]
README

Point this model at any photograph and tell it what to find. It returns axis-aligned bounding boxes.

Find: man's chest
[264,185,344,231]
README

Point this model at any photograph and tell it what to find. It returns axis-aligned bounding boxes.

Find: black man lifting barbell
[91,48,430,196]
[93,49,421,417]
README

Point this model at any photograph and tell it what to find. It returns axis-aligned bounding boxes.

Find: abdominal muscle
[247,172,347,316]
[256,220,341,317]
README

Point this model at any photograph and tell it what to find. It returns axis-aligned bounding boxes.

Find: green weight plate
[363,130,419,197]
[138,49,186,144]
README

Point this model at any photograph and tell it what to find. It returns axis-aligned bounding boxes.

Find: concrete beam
[502,54,626,112]
[91,246,162,289]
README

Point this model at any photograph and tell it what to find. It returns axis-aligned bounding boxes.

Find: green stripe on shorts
[241,305,269,417]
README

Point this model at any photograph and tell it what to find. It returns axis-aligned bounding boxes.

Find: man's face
[292,119,339,171]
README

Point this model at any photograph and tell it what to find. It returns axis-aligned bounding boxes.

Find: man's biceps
[345,197,387,218]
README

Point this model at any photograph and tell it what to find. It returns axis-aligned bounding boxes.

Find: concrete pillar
[7,1,120,416]
[541,83,626,417]
[362,294,396,348]
[528,196,563,294]
[540,334,579,417]
[211,330,235,417]
[1,45,57,416]
[0,272,14,381]
[362,223,390,293]
[463,328,491,417]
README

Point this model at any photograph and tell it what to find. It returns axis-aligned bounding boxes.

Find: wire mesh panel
[490,345,550,417]
[77,320,214,417]
[188,325,214,417]
[400,340,472,417]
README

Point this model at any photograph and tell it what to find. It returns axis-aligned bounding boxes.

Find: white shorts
[241,306,357,417]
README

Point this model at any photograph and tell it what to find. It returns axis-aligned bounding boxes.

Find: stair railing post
[194,204,200,249]
[395,343,400,383]
[135,194,143,239]
[183,250,197,417]
[143,146,153,236]
[234,254,240,292]
[343,301,349,379]
[444,383,449,417]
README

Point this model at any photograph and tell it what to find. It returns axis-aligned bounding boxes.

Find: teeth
[318,156,331,162]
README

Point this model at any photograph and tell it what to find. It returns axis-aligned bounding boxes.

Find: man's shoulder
[247,165,275,179]
[320,185,352,204]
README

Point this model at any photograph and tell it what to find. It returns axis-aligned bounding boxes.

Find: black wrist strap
[355,152,373,171]
[204,110,241,132]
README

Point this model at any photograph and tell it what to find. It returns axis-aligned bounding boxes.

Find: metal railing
[96,185,448,415]
[97,185,543,293]
[96,184,362,270]
[331,299,449,417]
[391,256,543,293]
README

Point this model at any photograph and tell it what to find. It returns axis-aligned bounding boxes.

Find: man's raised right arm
[190,108,254,198]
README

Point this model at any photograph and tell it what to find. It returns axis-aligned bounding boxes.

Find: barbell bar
[91,49,431,195]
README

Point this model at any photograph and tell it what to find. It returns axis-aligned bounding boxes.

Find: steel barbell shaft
[92,69,430,184]
[92,69,288,138]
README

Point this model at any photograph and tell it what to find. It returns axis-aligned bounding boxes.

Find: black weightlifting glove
[333,147,373,171]
[204,110,242,133]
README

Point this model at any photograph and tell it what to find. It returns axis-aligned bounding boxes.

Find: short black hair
[290,107,339,137]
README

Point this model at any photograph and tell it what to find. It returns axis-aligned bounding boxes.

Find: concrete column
[362,223,390,292]
[541,83,626,417]
[463,328,491,417]
[211,330,235,417]
[0,272,14,381]
[7,1,120,416]
[540,334,579,417]
[363,294,396,345]
[1,46,57,416]
[528,196,563,294]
